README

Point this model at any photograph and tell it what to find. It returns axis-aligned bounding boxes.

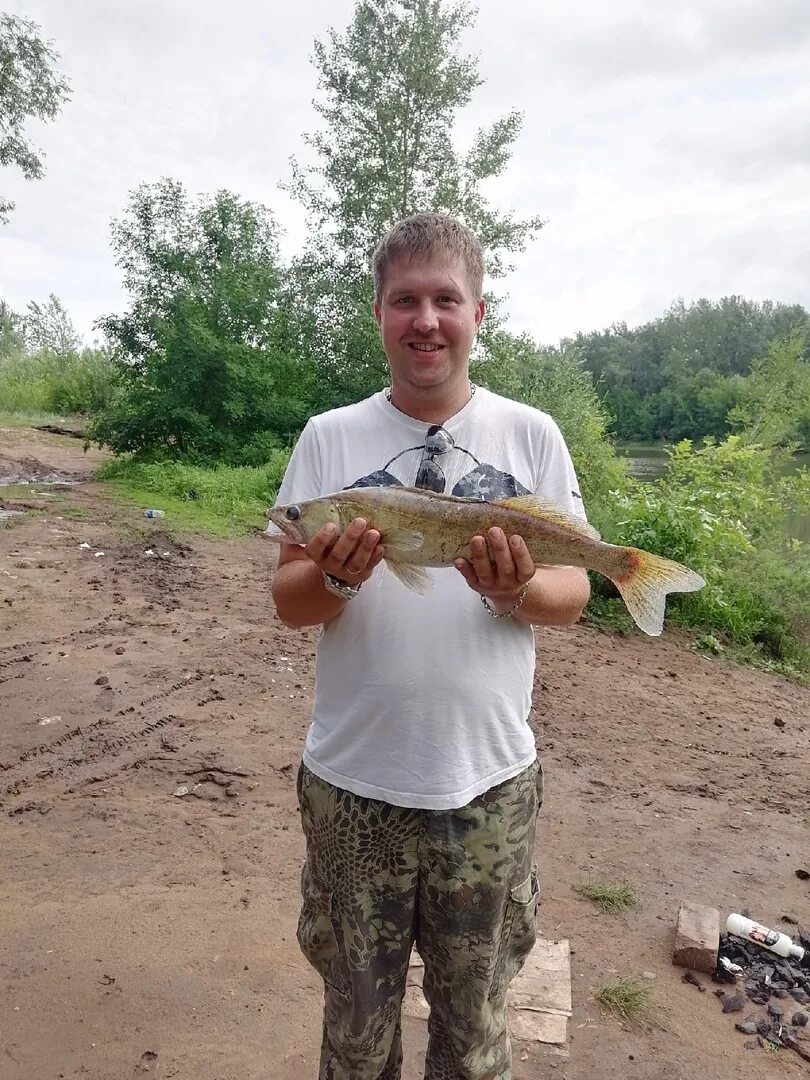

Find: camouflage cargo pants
[296,760,543,1080]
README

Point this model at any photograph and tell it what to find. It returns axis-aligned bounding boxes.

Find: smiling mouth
[408,343,445,354]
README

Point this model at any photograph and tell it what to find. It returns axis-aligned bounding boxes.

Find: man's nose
[412,302,439,333]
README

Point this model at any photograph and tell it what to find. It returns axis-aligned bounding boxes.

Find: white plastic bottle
[726,913,805,961]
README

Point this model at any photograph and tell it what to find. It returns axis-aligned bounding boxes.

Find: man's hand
[304,517,385,586]
[454,528,535,608]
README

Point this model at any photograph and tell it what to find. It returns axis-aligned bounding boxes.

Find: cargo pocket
[535,759,544,811]
[490,870,540,1000]
[297,861,350,999]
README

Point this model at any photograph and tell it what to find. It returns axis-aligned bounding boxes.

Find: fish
[265,486,705,636]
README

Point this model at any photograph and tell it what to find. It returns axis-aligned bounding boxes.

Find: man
[271,214,590,1080]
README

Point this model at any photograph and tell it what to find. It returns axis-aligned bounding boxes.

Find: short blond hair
[371,213,485,302]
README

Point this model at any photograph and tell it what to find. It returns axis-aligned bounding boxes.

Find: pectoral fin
[382,527,424,552]
[495,495,601,540]
[385,558,432,594]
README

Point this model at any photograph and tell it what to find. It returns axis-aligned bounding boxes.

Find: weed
[594,976,657,1027]
[573,880,638,914]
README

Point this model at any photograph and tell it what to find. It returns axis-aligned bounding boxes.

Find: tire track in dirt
[1,667,234,812]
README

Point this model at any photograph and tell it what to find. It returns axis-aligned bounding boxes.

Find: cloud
[1,0,809,346]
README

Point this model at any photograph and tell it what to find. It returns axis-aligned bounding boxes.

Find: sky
[2,0,809,347]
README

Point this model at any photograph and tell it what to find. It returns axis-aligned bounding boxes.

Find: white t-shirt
[272,387,586,810]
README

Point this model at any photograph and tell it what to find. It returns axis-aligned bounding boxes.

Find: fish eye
[285,505,301,521]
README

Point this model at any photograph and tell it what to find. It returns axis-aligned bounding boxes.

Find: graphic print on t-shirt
[345,423,533,501]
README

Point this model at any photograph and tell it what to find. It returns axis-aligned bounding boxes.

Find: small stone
[673,902,720,974]
[115,647,125,655]
[722,993,748,1013]
[95,675,109,686]
[768,1001,784,1018]
[792,1011,809,1027]
[743,1040,757,1050]
[794,989,810,1005]
[225,786,239,798]
[796,869,810,881]
[781,914,798,925]
[735,1017,760,1035]
[641,971,656,981]
[774,717,785,727]
[682,970,705,991]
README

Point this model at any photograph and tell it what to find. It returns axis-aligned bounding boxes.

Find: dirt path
[1,426,808,1080]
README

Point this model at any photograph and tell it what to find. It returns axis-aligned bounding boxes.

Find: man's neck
[387,380,474,425]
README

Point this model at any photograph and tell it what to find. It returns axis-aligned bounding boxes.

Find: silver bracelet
[481,583,530,620]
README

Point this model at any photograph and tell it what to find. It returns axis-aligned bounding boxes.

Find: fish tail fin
[609,550,705,636]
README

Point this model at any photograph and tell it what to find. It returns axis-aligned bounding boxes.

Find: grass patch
[594,976,657,1027]
[96,452,291,537]
[573,880,638,914]
[0,410,83,429]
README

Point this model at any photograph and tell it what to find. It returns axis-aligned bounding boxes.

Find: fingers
[455,529,536,599]
[306,518,383,582]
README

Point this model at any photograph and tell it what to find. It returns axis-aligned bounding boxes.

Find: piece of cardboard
[402,938,571,1054]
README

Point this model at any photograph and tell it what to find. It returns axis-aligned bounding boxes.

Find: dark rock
[756,1017,771,1036]
[793,989,810,1005]
[783,1033,810,1062]
[713,988,726,998]
[95,675,109,685]
[781,914,798,925]
[682,970,705,991]
[768,1001,784,1018]
[793,1011,809,1027]
[735,1017,760,1035]
[796,869,810,881]
[774,989,789,999]
[743,1040,758,1050]
[722,993,748,1013]
[774,717,785,727]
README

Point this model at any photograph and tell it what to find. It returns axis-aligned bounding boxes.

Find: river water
[617,444,810,543]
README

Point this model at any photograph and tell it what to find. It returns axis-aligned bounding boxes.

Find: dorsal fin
[494,495,601,541]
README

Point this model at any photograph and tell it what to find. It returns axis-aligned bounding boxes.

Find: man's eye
[395,297,413,304]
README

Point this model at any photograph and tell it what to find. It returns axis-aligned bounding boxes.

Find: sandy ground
[1,425,809,1080]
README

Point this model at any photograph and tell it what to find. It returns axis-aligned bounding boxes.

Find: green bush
[597,436,810,674]
[0,347,119,416]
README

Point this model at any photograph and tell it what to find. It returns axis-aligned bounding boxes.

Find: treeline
[573,297,810,446]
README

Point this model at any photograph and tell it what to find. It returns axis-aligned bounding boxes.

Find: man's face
[374,254,485,394]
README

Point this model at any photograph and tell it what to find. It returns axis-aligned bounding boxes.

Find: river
[617,443,810,542]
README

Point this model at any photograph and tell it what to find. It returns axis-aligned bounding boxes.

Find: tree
[573,298,810,444]
[286,0,543,412]
[0,14,71,222]
[24,293,80,355]
[728,333,810,449]
[92,179,312,462]
[0,298,24,357]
